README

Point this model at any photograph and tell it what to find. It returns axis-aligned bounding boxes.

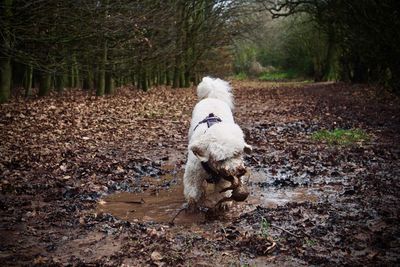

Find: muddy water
[97,169,323,225]
[246,170,320,208]
[98,178,207,224]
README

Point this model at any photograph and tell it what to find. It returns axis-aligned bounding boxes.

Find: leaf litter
[0,82,399,266]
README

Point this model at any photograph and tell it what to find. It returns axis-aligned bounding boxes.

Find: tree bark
[165,67,171,86]
[173,1,185,88]
[97,41,107,96]
[322,25,336,80]
[84,67,94,90]
[140,67,148,91]
[105,72,114,94]
[55,72,66,92]
[38,71,52,97]
[23,65,33,97]
[0,58,12,103]
[0,0,13,103]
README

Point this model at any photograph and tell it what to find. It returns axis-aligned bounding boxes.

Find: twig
[110,198,145,204]
[271,224,301,238]
[169,207,186,224]
[219,223,234,245]
[265,236,277,254]
[301,230,312,238]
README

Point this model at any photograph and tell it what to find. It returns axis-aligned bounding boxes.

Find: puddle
[247,170,320,208]
[98,169,336,225]
[98,179,207,225]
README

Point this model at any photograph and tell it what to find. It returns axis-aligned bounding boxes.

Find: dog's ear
[244,143,252,154]
[190,144,209,162]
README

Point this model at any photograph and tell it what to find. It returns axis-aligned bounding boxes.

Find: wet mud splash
[98,169,325,225]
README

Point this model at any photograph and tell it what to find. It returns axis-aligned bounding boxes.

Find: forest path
[1,81,399,266]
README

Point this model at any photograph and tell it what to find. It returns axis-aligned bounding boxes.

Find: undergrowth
[258,70,298,81]
[233,72,248,80]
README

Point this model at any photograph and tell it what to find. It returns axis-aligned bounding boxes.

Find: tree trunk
[84,68,94,90]
[23,65,33,97]
[158,67,165,85]
[322,25,336,81]
[130,72,136,87]
[313,56,324,82]
[38,71,52,97]
[140,67,148,91]
[105,72,114,94]
[184,70,190,88]
[165,68,171,86]
[0,58,12,103]
[69,64,74,88]
[173,65,181,88]
[97,41,107,96]
[74,62,80,88]
[179,70,184,87]
[173,1,185,88]
[0,0,13,103]
[55,72,66,92]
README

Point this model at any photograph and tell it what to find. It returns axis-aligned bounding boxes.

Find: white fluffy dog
[183,77,252,210]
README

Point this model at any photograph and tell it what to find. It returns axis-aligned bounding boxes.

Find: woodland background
[1,0,400,102]
[1,1,400,265]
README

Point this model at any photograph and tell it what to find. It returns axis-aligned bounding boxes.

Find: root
[264,236,277,254]
[271,224,301,238]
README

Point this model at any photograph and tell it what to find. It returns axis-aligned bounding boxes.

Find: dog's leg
[183,158,206,211]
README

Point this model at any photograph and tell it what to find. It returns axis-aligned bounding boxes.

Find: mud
[98,170,321,225]
[1,81,399,266]
[98,171,207,225]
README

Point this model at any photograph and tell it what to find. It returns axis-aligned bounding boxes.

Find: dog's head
[189,123,252,178]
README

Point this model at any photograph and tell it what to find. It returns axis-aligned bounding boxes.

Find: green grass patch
[260,217,270,238]
[259,70,298,81]
[312,128,369,145]
[233,72,248,80]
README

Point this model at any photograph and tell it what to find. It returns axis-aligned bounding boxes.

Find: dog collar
[193,113,222,132]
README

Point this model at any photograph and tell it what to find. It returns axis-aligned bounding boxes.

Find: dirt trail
[1,81,399,266]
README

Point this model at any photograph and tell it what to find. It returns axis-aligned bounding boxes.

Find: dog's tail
[197,76,233,109]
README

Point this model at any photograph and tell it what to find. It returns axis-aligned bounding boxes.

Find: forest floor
[1,81,399,266]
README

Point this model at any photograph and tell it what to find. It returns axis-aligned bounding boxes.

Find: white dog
[183,77,252,210]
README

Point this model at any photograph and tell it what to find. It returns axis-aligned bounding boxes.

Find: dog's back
[189,77,235,138]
